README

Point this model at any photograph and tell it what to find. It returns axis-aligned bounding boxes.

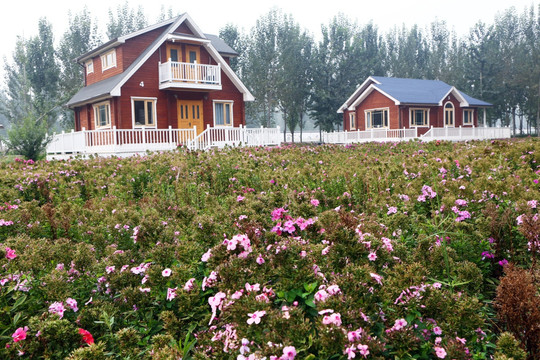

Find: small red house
[67,13,254,135]
[338,76,491,136]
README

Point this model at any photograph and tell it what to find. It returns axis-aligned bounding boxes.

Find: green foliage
[3,114,50,160]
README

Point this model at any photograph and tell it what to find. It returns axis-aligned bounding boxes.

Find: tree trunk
[512,107,516,136]
[283,110,287,143]
[537,75,540,137]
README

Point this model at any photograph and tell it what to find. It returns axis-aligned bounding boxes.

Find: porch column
[483,108,487,127]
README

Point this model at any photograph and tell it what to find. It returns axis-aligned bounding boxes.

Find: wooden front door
[185,45,200,81]
[177,100,204,134]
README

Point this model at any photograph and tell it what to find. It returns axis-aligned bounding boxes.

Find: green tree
[276,14,313,142]
[25,18,61,129]
[310,15,365,132]
[106,1,148,39]
[219,24,246,74]
[243,8,282,127]
[4,114,50,160]
[57,7,101,129]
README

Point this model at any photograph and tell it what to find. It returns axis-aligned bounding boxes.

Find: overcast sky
[0,0,537,83]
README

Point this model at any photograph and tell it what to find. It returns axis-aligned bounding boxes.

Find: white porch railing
[190,125,281,151]
[323,128,418,144]
[47,126,196,159]
[421,126,511,141]
[46,126,282,159]
[159,61,221,85]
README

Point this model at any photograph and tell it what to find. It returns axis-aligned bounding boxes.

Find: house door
[167,44,182,80]
[186,45,200,81]
[444,102,454,127]
[177,100,204,134]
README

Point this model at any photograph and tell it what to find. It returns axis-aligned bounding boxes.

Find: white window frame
[101,49,117,71]
[463,109,474,126]
[93,101,112,129]
[409,108,430,127]
[365,107,390,129]
[131,97,157,128]
[444,101,455,127]
[86,60,94,74]
[349,112,356,130]
[213,100,234,127]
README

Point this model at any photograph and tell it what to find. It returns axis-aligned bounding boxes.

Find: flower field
[0,138,539,359]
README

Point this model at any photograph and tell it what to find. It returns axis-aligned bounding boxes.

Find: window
[444,102,454,127]
[132,98,157,127]
[86,60,94,74]
[463,109,474,125]
[409,108,429,127]
[365,108,389,129]
[349,112,356,130]
[93,101,111,128]
[101,49,117,71]
[214,101,233,126]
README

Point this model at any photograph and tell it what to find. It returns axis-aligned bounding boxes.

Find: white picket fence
[46,125,282,159]
[420,126,512,141]
[46,125,513,160]
[323,128,418,144]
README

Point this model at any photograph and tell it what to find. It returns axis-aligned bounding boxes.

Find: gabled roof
[338,76,491,113]
[67,13,253,107]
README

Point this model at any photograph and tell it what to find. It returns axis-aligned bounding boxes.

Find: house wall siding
[344,90,480,133]
[86,47,124,86]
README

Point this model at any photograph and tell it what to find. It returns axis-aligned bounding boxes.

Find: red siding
[344,89,480,132]
[173,23,193,35]
[86,47,124,86]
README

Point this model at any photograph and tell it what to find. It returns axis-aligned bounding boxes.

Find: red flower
[78,328,94,345]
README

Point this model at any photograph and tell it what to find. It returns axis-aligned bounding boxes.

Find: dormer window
[101,49,117,71]
[86,60,94,74]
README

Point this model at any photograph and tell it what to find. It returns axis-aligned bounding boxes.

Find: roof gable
[340,76,491,113]
[68,13,253,107]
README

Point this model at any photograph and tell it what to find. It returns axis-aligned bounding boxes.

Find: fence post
[371,128,374,140]
[472,124,476,139]
[71,129,75,153]
[113,126,118,154]
[168,125,173,149]
[445,126,448,139]
[142,127,146,151]
[193,126,197,150]
[61,131,65,154]
[459,125,462,140]
[81,127,86,154]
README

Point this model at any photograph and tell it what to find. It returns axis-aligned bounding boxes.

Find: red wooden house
[338,76,492,136]
[67,13,254,136]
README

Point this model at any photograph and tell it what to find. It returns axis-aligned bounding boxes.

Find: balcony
[158,61,221,90]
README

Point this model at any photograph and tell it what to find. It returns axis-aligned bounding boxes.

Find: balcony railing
[158,61,221,89]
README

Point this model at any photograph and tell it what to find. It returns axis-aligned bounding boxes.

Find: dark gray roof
[371,76,491,106]
[204,34,238,56]
[66,73,123,107]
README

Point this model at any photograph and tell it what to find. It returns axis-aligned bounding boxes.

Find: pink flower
[322,312,342,326]
[370,273,383,285]
[208,291,226,325]
[256,254,265,265]
[167,287,177,301]
[345,346,357,359]
[322,246,330,255]
[327,284,341,295]
[237,195,245,202]
[48,302,66,319]
[357,344,369,358]
[393,318,407,330]
[282,345,297,360]
[5,247,16,260]
[201,248,212,262]
[368,251,377,261]
[387,206,397,215]
[314,289,329,302]
[247,310,266,325]
[66,298,78,312]
[310,199,320,207]
[12,327,28,342]
[139,287,151,293]
[434,346,447,358]
[162,268,172,277]
[105,266,115,274]
[231,290,243,299]
[245,282,260,292]
[183,278,195,292]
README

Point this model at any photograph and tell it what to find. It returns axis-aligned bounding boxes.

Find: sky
[0,0,538,82]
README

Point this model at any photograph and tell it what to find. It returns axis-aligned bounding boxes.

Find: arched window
[444,102,454,127]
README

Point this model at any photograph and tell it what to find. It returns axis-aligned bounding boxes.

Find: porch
[46,125,282,160]
[158,61,221,90]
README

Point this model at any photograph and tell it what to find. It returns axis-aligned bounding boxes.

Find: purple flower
[48,302,66,319]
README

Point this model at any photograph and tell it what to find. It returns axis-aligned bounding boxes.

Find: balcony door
[177,100,204,135]
[186,45,200,81]
[167,44,182,80]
